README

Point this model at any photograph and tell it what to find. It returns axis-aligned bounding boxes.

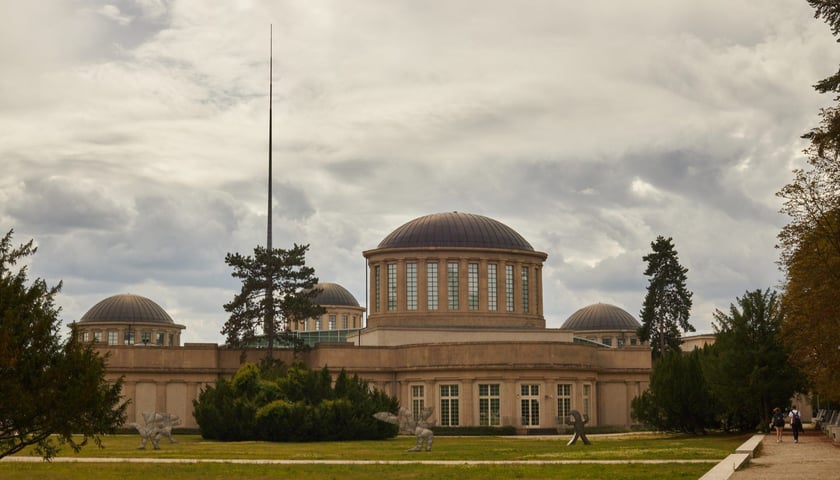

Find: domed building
[290,282,365,345]
[77,294,185,346]
[562,303,643,348]
[85,211,652,431]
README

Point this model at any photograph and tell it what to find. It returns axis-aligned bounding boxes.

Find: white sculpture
[374,407,434,452]
[127,412,181,450]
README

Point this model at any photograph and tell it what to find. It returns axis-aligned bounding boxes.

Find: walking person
[772,407,786,442]
[789,405,803,443]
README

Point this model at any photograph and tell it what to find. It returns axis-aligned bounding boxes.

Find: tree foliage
[193,362,398,442]
[221,244,325,359]
[775,2,840,401]
[631,350,717,433]
[0,230,126,459]
[703,289,807,431]
[637,236,694,359]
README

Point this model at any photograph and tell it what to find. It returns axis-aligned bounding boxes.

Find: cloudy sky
[2,0,836,343]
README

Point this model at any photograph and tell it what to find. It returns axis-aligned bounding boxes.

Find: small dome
[80,294,174,325]
[312,283,360,307]
[377,212,534,251]
[561,303,640,331]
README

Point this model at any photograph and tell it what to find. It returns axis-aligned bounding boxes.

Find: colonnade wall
[100,341,650,430]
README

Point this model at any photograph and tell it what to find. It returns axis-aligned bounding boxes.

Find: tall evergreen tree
[637,236,694,359]
[0,230,126,459]
[703,289,806,431]
[222,244,325,360]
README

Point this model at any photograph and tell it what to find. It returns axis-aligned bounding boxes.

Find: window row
[409,383,592,428]
[373,261,540,313]
[301,314,360,331]
[80,329,176,346]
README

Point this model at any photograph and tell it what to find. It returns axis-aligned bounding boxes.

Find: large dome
[80,294,175,325]
[311,282,360,307]
[377,212,534,251]
[561,303,640,331]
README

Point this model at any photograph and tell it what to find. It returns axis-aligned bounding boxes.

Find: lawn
[0,432,748,479]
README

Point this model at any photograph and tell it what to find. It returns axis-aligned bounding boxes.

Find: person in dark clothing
[789,405,803,443]
[772,407,786,442]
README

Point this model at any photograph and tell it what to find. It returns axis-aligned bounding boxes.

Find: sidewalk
[729,428,840,479]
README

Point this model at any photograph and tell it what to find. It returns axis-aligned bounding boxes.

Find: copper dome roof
[377,212,534,251]
[561,303,640,331]
[311,282,360,307]
[80,294,175,325]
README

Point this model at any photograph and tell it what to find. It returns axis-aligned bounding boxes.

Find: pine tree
[221,243,325,359]
[637,236,694,359]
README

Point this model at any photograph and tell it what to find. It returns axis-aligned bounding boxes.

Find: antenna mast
[267,24,273,251]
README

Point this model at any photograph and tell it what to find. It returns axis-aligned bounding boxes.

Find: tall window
[315,316,322,330]
[582,384,591,417]
[93,331,102,343]
[342,314,348,329]
[168,333,174,346]
[374,265,381,312]
[387,264,397,310]
[123,330,134,345]
[521,266,529,313]
[468,263,479,310]
[557,384,572,424]
[439,384,460,426]
[411,385,425,421]
[329,315,336,330]
[156,332,165,346]
[479,384,501,426]
[505,265,514,312]
[140,331,151,345]
[447,262,459,310]
[107,331,118,345]
[427,262,438,310]
[520,384,540,426]
[487,264,498,311]
[406,262,417,310]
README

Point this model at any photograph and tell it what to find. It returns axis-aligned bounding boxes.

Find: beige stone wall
[100,339,651,430]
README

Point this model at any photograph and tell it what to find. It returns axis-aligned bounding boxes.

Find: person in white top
[789,405,802,443]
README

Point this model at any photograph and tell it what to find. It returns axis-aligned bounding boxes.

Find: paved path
[2,456,712,465]
[730,428,840,479]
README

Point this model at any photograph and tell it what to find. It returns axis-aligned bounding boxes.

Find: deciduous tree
[222,244,325,359]
[703,289,806,431]
[637,236,694,359]
[0,230,126,459]
[775,1,840,401]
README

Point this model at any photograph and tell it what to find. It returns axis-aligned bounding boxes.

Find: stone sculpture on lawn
[127,412,181,450]
[374,406,435,452]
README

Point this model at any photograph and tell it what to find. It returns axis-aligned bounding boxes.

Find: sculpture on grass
[565,409,591,445]
[127,412,181,450]
[374,407,434,452]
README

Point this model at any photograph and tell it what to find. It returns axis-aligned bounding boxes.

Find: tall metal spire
[267,24,273,251]
[265,24,276,358]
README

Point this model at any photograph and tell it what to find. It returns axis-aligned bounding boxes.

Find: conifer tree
[637,236,694,359]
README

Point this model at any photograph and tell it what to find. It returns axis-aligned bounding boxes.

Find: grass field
[0,432,748,479]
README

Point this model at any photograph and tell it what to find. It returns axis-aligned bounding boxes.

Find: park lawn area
[0,461,716,480]
[0,433,746,479]
[7,432,747,461]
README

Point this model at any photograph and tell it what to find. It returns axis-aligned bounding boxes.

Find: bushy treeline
[193,361,399,441]
[632,289,807,434]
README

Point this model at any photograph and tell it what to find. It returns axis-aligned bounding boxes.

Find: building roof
[311,282,360,307]
[561,303,641,331]
[79,293,175,325]
[377,211,534,251]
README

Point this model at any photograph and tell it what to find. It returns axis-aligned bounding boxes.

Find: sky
[1,0,837,344]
